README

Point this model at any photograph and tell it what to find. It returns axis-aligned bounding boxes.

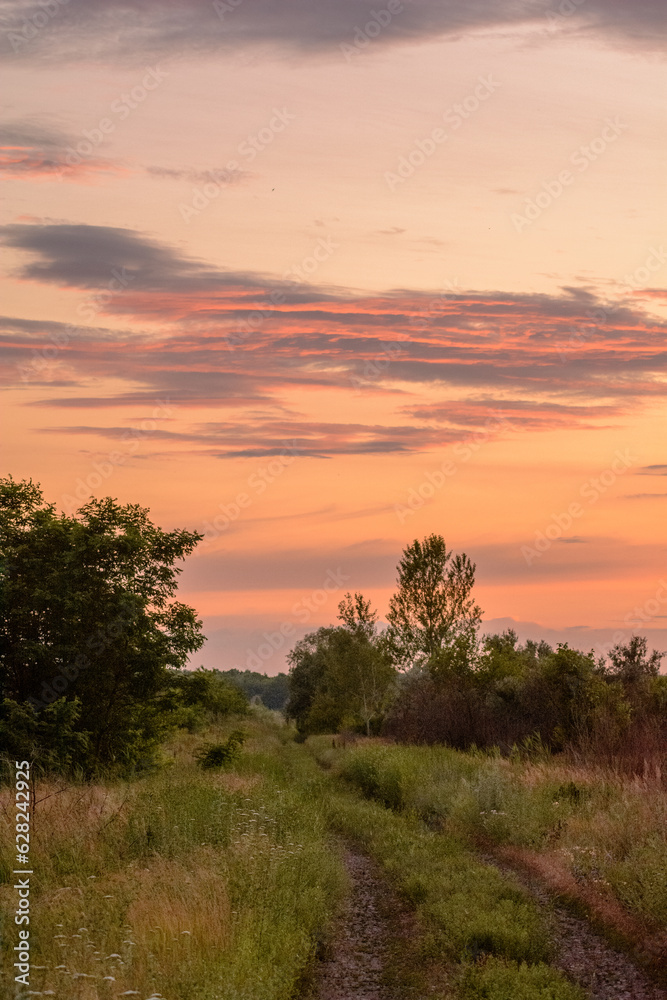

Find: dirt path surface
[313,840,666,1000]
[481,852,667,1000]
[314,849,406,1000]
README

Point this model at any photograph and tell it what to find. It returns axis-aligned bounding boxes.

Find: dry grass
[0,718,346,1000]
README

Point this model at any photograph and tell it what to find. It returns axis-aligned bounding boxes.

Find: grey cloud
[0,119,116,177]
[146,165,251,184]
[2,0,665,64]
[638,464,667,475]
[0,222,341,303]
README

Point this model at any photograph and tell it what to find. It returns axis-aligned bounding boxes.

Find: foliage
[286,593,396,737]
[386,534,481,673]
[195,729,248,768]
[320,757,586,999]
[317,736,667,932]
[0,477,203,775]
[384,629,651,758]
[167,667,249,731]
[217,668,290,710]
[0,719,346,1000]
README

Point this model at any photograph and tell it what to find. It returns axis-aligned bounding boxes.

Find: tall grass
[320,771,585,1000]
[313,737,667,930]
[0,718,345,1000]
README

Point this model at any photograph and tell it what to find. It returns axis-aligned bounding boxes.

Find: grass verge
[311,736,667,975]
[0,716,345,1000]
[312,741,586,1000]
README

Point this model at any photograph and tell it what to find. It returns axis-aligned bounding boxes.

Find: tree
[0,477,204,774]
[286,593,395,737]
[386,534,481,673]
[607,636,663,686]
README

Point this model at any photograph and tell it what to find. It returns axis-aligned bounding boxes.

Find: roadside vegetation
[320,776,586,1000]
[311,736,667,968]
[0,716,345,1000]
[1,479,665,998]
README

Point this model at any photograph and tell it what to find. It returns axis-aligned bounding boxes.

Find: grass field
[0,714,345,1000]
[3,717,665,999]
[311,736,667,937]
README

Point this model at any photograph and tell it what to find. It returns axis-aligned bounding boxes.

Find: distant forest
[216,669,289,711]
[1,477,664,781]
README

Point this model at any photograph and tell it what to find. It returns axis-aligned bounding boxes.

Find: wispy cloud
[0,120,119,180]
[3,221,667,458]
[4,0,666,63]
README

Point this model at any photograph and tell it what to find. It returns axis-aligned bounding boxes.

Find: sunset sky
[3,0,667,673]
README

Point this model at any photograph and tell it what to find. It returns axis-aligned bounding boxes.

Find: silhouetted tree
[386,534,481,673]
[0,477,203,774]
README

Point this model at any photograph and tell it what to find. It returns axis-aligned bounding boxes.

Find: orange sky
[3,1,667,672]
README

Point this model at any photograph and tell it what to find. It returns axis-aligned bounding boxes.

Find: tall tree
[0,477,203,774]
[286,593,395,737]
[386,534,481,672]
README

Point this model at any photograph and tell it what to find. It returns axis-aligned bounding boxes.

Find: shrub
[194,730,247,769]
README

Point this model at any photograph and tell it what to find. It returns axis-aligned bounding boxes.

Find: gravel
[315,849,395,1000]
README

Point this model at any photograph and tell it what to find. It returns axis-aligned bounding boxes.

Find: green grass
[0,716,346,1000]
[312,737,667,929]
[310,743,586,1000]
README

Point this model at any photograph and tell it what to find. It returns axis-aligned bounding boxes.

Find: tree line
[287,534,666,772]
[1,477,664,778]
[0,477,250,776]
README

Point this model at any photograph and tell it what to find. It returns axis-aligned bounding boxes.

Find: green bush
[195,729,248,769]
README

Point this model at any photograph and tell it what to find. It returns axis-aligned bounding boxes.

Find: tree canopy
[0,477,204,774]
[386,534,481,672]
[286,592,395,737]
